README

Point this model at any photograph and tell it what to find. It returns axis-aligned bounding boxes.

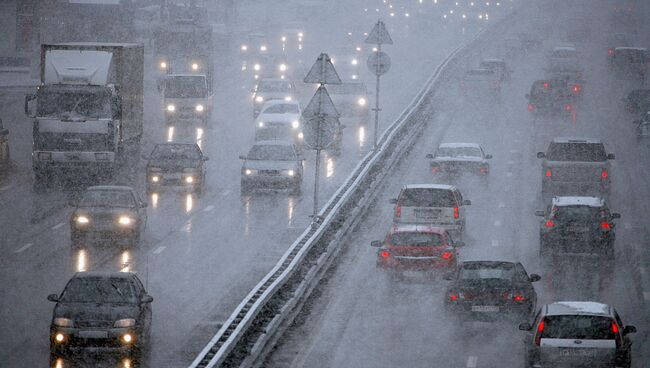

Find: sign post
[365,20,393,149]
[303,53,341,223]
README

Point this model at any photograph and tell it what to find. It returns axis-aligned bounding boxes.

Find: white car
[254,100,303,144]
[426,142,492,177]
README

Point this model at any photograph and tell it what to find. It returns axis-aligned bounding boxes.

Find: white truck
[25,43,144,188]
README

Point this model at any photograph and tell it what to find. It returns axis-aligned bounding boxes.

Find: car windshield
[552,49,577,58]
[436,147,482,158]
[37,86,112,119]
[541,315,615,340]
[164,76,208,98]
[546,143,607,161]
[247,145,295,161]
[389,232,443,246]
[327,83,367,95]
[80,190,135,208]
[459,263,515,281]
[399,188,457,207]
[258,82,292,93]
[60,277,137,303]
[262,104,299,114]
[553,206,602,223]
[151,145,201,161]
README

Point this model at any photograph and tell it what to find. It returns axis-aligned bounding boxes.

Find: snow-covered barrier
[189,15,516,368]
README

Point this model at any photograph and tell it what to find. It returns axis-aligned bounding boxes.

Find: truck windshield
[37,87,112,119]
[247,145,295,161]
[547,143,607,161]
[165,76,208,98]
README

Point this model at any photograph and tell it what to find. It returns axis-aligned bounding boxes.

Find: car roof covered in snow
[552,196,604,207]
[551,137,602,144]
[439,143,482,149]
[545,301,612,317]
[402,184,456,190]
[389,224,449,235]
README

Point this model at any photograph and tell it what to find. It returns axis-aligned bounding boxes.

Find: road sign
[365,20,393,45]
[367,51,391,76]
[304,53,342,84]
[301,86,340,149]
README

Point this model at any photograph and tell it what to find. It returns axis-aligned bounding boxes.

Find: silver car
[240,141,304,195]
[519,301,636,368]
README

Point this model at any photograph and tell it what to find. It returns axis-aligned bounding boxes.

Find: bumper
[72,227,138,245]
[542,180,610,196]
[445,303,531,321]
[147,173,202,192]
[242,175,300,189]
[50,327,139,354]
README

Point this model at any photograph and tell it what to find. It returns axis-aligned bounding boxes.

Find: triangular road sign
[304,53,342,84]
[302,86,340,120]
[365,20,393,45]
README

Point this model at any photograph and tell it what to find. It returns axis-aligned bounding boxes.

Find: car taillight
[612,322,622,348]
[542,82,549,88]
[431,165,439,174]
[535,320,545,346]
[565,104,572,111]
[608,48,614,56]
[601,169,609,179]
[441,251,453,259]
[453,207,459,219]
[545,219,554,228]
[395,205,401,218]
[513,294,526,302]
[380,250,390,258]
[545,169,552,177]
[479,166,488,174]
[572,84,581,93]
[448,291,459,301]
[528,103,535,111]
[600,221,611,230]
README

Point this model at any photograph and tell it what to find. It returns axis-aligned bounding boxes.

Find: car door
[133,276,152,335]
[515,263,537,307]
[454,189,465,219]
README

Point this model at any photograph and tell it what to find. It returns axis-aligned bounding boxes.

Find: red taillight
[513,294,526,302]
[542,82,549,88]
[545,169,552,177]
[600,221,611,230]
[395,205,401,218]
[528,103,535,111]
[572,84,581,93]
[432,166,439,174]
[545,219,554,228]
[441,251,453,259]
[453,207,459,219]
[601,169,609,179]
[612,322,619,333]
[380,250,390,258]
[449,292,459,301]
[613,322,622,348]
[565,104,572,111]
[535,320,545,346]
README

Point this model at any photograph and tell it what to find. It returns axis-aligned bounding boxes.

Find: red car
[371,225,462,279]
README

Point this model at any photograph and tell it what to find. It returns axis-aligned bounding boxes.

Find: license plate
[78,330,108,339]
[561,348,595,357]
[471,305,500,312]
[415,209,440,219]
[402,271,421,278]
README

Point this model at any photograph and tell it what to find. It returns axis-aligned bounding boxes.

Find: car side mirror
[485,154,493,159]
[529,274,541,282]
[535,210,545,217]
[611,212,621,219]
[239,155,247,160]
[607,153,616,160]
[141,202,148,208]
[536,152,546,159]
[453,241,465,248]
[623,325,637,335]
[141,294,154,303]
[47,294,59,302]
[370,240,382,247]
[389,198,398,204]
[462,199,471,206]
[426,153,434,159]
[518,322,532,331]
[442,272,454,281]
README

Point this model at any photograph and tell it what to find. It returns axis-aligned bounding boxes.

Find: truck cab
[162,74,212,126]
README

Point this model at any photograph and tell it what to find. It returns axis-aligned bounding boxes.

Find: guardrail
[190,15,512,368]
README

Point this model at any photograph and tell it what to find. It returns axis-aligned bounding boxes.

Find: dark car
[70,186,147,248]
[536,196,620,258]
[622,89,650,114]
[48,272,153,360]
[145,143,208,195]
[610,47,649,81]
[444,261,540,322]
[371,224,462,281]
[526,79,575,117]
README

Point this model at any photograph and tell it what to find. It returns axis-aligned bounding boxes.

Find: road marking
[51,222,65,230]
[498,202,506,208]
[494,220,502,227]
[644,292,650,301]
[203,205,215,212]
[180,223,191,232]
[153,246,166,254]
[506,172,513,177]
[491,239,499,247]
[467,356,478,368]
[221,190,231,196]
[0,184,12,192]
[14,243,33,253]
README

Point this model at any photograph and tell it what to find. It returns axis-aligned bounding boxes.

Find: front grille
[76,320,113,328]
[259,170,281,176]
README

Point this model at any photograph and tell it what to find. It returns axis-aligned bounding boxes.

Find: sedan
[240,141,304,195]
[426,143,492,178]
[145,143,208,195]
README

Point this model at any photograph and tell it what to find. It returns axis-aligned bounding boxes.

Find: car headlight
[255,96,264,103]
[351,58,358,65]
[118,216,132,226]
[54,318,74,327]
[166,104,175,112]
[254,64,261,71]
[258,121,264,128]
[195,104,204,112]
[191,63,199,71]
[185,176,194,183]
[358,97,367,106]
[241,44,248,51]
[121,333,133,344]
[114,318,136,328]
[151,176,159,183]
[292,120,300,129]
[160,61,167,69]
[279,63,287,71]
[298,132,304,139]
[286,169,295,177]
[76,216,89,224]
[284,96,292,101]
[260,45,267,52]
[245,169,256,175]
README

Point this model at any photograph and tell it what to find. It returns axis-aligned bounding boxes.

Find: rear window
[459,263,515,281]
[546,143,607,162]
[541,315,615,340]
[399,188,457,207]
[388,232,443,246]
[553,206,602,223]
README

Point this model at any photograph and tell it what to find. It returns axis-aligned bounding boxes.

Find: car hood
[73,207,137,219]
[147,160,200,170]
[54,302,138,323]
[244,160,297,171]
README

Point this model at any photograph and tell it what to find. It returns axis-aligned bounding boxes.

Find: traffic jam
[0,0,648,367]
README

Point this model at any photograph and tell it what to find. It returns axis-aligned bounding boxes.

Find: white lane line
[51,222,65,230]
[15,243,33,253]
[498,202,506,208]
[644,292,650,301]
[221,190,231,196]
[494,220,502,227]
[467,356,478,368]
[0,184,12,192]
[491,239,499,247]
[506,172,513,177]
[153,246,166,254]
[203,205,215,212]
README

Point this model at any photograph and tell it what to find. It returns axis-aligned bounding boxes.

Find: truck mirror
[529,274,541,282]
[607,153,615,160]
[536,152,546,158]
[518,322,532,331]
